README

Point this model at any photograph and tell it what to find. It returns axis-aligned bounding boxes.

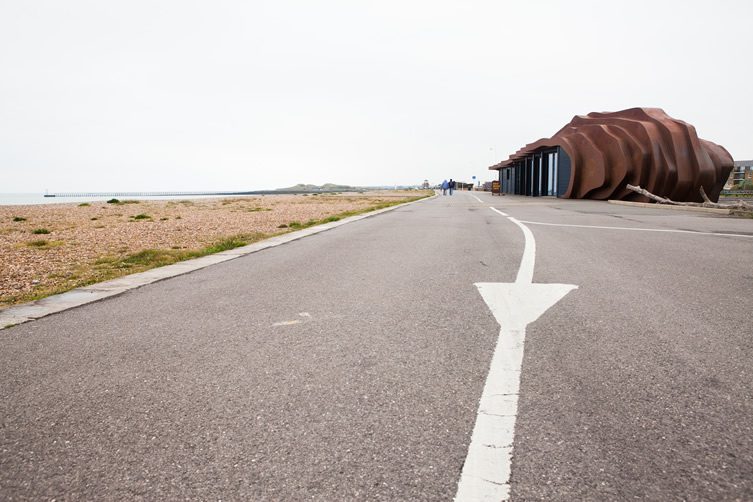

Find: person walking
[441,179,449,195]
[449,179,456,195]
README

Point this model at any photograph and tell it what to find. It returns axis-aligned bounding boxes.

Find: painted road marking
[519,220,753,239]
[491,208,534,284]
[272,320,302,326]
[471,194,484,203]
[455,207,577,502]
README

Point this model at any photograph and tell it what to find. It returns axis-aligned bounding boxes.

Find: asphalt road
[1,192,752,501]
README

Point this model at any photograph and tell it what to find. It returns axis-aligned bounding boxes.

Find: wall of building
[725,160,753,188]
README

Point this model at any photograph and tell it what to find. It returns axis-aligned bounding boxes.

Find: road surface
[1,192,752,501]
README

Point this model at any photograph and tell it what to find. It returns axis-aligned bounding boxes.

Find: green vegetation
[277,183,358,192]
[6,233,271,308]
[131,213,152,220]
[12,217,26,222]
[730,179,753,190]
[92,234,266,277]
[276,193,429,232]
[26,240,63,248]
[247,207,272,212]
[31,228,50,234]
[78,202,91,207]
[106,198,139,205]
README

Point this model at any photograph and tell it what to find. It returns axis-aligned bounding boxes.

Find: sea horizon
[0,192,263,206]
[0,186,409,206]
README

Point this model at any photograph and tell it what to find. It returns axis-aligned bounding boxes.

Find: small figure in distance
[441,179,449,196]
[449,178,456,195]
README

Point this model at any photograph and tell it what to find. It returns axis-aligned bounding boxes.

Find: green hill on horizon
[276,183,359,191]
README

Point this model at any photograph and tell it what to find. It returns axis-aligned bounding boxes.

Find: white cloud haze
[1,0,751,191]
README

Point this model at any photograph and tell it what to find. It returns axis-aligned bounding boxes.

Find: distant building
[489,108,733,202]
[725,160,753,189]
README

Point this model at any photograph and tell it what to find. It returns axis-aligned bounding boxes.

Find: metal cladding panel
[489,107,733,202]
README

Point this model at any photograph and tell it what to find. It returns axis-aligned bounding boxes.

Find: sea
[0,193,256,206]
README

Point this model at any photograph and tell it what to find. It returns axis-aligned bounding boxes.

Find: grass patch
[92,234,266,274]
[131,213,152,220]
[12,217,26,222]
[274,193,431,233]
[123,200,140,204]
[247,207,272,212]
[160,217,169,221]
[25,240,63,249]
[2,232,272,308]
[78,202,91,207]
[31,228,50,234]
[106,198,120,204]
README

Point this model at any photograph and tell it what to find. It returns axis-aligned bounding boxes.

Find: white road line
[519,220,753,238]
[456,207,577,501]
[272,320,302,326]
[490,208,534,283]
[470,194,484,203]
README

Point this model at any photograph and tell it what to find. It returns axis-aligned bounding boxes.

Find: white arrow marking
[455,205,578,502]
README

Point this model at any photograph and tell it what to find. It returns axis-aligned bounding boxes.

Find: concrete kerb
[0,194,437,330]
[608,199,732,215]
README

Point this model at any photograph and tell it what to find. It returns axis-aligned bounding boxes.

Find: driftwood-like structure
[493,108,734,202]
[626,184,753,211]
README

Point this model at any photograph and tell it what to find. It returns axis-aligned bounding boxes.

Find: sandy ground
[0,192,425,307]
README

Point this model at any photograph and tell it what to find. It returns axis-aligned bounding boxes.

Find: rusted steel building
[490,108,733,202]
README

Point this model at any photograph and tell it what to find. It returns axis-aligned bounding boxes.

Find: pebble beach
[0,192,428,308]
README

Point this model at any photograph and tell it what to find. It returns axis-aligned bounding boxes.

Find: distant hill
[276,183,359,191]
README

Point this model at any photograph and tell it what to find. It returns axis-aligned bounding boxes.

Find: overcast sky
[1,0,751,192]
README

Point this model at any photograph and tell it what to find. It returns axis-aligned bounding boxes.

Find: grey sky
[1,0,751,192]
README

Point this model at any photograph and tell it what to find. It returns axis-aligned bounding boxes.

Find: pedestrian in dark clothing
[449,179,456,195]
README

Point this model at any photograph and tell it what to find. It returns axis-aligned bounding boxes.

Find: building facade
[725,160,753,189]
[490,108,734,202]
